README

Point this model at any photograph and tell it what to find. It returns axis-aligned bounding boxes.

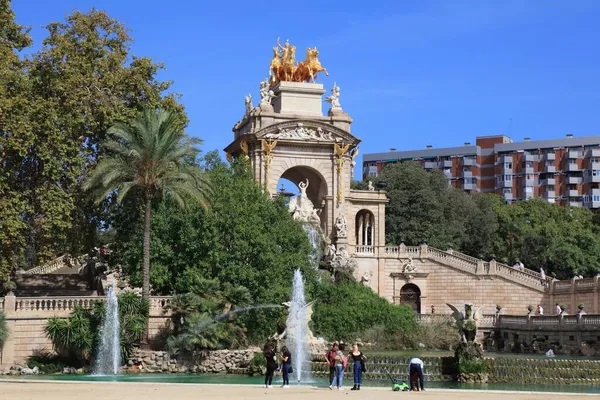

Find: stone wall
[126,349,259,374]
[0,294,171,365]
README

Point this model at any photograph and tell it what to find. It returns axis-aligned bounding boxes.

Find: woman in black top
[263,343,277,388]
[280,346,292,388]
[348,343,366,390]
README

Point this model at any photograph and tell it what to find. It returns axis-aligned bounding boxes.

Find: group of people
[263,341,426,391]
[324,342,367,391]
[263,344,292,388]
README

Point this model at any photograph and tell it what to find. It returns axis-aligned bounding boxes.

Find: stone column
[1,293,17,366]
[370,214,374,247]
[593,276,599,314]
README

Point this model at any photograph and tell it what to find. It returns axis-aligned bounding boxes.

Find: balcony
[585,149,600,158]
[540,177,555,186]
[543,191,555,200]
[566,163,581,172]
[584,199,600,209]
[523,153,537,162]
[497,155,512,164]
[424,161,438,169]
[567,176,583,185]
[569,200,583,207]
[589,162,600,170]
[568,189,581,197]
[523,166,534,174]
[441,160,453,168]
[523,189,534,200]
[544,165,556,173]
[463,183,478,191]
[503,192,513,201]
[462,170,473,178]
[568,150,582,159]
[463,157,477,166]
[498,180,513,188]
[583,173,600,184]
[522,177,535,186]
[541,153,556,161]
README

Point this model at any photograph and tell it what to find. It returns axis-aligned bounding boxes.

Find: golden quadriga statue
[269,38,328,86]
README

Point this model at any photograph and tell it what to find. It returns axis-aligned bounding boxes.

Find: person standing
[555,303,562,315]
[537,304,544,316]
[325,343,338,388]
[280,346,291,388]
[408,357,425,392]
[263,343,277,389]
[348,343,366,391]
[331,344,346,390]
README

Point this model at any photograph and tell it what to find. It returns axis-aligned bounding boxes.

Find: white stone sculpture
[264,123,343,142]
[244,94,253,116]
[325,243,337,261]
[330,246,358,275]
[325,82,342,112]
[360,271,373,286]
[273,301,326,352]
[334,214,348,238]
[403,257,417,273]
[259,78,275,107]
[367,181,374,191]
[288,179,321,227]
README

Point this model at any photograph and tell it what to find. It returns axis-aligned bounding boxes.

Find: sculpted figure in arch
[288,178,321,227]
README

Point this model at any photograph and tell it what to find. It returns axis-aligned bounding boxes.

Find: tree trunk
[141,197,152,344]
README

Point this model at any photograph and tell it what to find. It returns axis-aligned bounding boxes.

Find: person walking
[263,343,277,389]
[555,303,561,315]
[325,343,338,388]
[348,343,366,390]
[280,346,292,388]
[331,344,346,390]
[408,357,425,392]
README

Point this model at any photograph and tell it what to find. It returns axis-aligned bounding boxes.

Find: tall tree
[84,108,212,303]
[1,8,186,273]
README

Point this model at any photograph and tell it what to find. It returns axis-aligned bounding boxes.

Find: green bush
[27,351,75,374]
[0,311,8,350]
[359,320,459,350]
[311,281,416,341]
[458,358,487,374]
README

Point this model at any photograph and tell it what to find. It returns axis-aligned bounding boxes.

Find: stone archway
[278,166,328,211]
[399,283,421,313]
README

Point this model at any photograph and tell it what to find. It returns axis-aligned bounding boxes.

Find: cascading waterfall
[93,285,121,375]
[286,269,312,382]
[303,224,323,268]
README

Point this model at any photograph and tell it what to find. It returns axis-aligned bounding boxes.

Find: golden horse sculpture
[294,47,329,83]
[269,39,327,86]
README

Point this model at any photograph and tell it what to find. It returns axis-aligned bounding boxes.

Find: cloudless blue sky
[14,1,600,178]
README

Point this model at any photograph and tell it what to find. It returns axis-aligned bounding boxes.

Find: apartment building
[362,134,600,209]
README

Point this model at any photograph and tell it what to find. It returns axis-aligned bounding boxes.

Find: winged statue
[446,302,483,343]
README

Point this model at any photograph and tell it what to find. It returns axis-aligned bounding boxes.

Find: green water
[3,373,600,394]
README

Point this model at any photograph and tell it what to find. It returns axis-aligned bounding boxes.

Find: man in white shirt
[537,304,544,315]
[408,357,424,391]
[555,303,562,315]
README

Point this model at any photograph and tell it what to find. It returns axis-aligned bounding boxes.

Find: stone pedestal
[271,81,326,116]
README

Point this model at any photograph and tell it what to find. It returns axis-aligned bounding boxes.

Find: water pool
[3,373,600,394]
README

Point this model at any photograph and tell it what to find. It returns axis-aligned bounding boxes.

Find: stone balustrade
[0,293,173,366]
[380,243,548,292]
[355,245,374,255]
[22,255,68,275]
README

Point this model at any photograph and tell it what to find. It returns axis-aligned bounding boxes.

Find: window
[465,178,476,184]
[503,188,511,195]
[569,158,577,164]
[505,175,513,181]
[504,162,512,169]
[524,161,534,168]
[546,161,555,166]
[547,185,555,192]
[594,170,600,176]
[594,195,600,202]
[525,186,533,193]
[568,184,577,191]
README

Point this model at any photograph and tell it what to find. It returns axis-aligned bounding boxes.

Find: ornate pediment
[255,120,358,145]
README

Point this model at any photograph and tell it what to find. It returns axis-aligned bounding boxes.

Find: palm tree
[84,108,212,304]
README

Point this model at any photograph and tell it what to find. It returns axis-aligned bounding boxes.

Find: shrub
[458,358,487,374]
[359,320,459,350]
[311,281,416,341]
[27,350,75,374]
[0,311,8,350]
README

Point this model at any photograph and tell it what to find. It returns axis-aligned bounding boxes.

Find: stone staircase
[12,274,93,297]
[383,244,549,292]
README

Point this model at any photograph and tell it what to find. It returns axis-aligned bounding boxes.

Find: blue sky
[14,1,600,178]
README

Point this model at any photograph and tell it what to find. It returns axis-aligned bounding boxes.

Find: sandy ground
[0,381,596,400]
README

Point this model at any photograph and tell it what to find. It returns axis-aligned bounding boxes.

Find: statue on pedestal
[259,78,275,108]
[325,82,342,113]
[334,214,347,238]
[244,94,253,116]
[403,257,417,273]
[288,179,321,227]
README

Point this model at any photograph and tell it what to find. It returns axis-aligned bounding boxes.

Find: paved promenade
[0,381,596,400]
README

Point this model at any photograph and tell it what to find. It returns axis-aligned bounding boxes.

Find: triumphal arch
[224,39,549,315]
[224,39,387,287]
